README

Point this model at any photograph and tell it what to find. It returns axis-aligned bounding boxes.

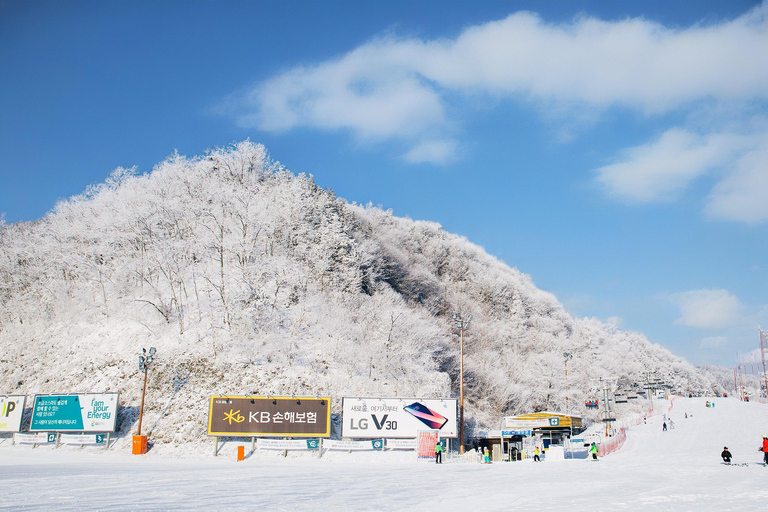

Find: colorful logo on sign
[223,409,245,425]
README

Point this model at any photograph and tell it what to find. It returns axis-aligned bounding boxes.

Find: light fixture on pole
[451,312,471,454]
[133,347,156,455]
[563,352,572,457]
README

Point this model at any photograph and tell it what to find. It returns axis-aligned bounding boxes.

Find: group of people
[720,436,768,465]
[435,442,599,463]
[434,443,491,464]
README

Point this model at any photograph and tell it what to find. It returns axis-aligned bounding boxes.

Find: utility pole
[134,347,156,455]
[737,352,746,400]
[759,329,768,400]
[451,312,471,454]
[563,352,573,457]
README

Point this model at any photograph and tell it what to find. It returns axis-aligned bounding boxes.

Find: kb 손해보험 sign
[207,396,331,436]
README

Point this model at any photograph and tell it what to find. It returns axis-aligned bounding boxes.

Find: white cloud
[700,336,728,348]
[402,139,457,164]
[670,289,743,329]
[705,133,768,223]
[595,129,746,202]
[595,127,768,222]
[745,348,764,363]
[222,5,768,163]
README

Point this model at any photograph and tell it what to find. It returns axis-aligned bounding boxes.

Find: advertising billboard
[0,395,25,433]
[504,417,559,428]
[30,393,119,432]
[207,396,331,437]
[256,439,320,450]
[341,397,457,439]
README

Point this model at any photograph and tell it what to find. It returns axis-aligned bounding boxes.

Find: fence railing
[597,428,626,457]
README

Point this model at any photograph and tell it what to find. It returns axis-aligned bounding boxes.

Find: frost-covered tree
[0,141,717,450]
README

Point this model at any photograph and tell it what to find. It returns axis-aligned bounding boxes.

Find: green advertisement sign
[30,393,119,432]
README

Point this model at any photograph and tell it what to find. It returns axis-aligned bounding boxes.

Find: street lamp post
[136,347,156,437]
[451,312,471,454]
[563,352,572,457]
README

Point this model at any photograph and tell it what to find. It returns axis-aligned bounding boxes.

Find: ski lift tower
[601,383,617,437]
[643,371,663,412]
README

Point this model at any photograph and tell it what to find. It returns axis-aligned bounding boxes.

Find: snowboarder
[533,446,541,462]
[483,446,491,464]
[435,440,444,464]
[663,422,667,431]
[762,436,768,465]
[589,442,598,461]
[721,446,732,464]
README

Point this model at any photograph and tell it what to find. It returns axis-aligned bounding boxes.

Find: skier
[762,435,768,465]
[589,442,598,461]
[668,419,675,429]
[435,440,443,464]
[483,446,491,464]
[663,422,667,431]
[721,447,732,464]
[533,446,541,462]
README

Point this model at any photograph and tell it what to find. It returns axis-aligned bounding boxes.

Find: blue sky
[1,0,767,365]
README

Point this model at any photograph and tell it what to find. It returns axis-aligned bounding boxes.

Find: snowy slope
[1,396,766,511]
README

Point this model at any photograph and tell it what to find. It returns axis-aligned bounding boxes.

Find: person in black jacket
[721,446,732,463]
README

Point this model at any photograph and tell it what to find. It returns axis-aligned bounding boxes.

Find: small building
[505,411,584,449]
[477,411,585,461]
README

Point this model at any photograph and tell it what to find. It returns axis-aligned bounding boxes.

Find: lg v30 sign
[207,396,331,436]
[341,398,458,438]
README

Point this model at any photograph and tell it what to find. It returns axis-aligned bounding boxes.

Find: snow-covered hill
[0,141,725,450]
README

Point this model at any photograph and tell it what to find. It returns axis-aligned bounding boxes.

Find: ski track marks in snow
[1,397,767,511]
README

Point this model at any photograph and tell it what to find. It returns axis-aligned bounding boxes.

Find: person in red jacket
[762,436,768,465]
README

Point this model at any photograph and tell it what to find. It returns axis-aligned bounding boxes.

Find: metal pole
[759,329,768,400]
[564,357,568,457]
[459,325,464,455]
[137,367,148,436]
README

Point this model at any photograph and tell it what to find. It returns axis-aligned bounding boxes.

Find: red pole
[137,367,148,436]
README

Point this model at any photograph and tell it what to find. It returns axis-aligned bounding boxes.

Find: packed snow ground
[1,397,767,511]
